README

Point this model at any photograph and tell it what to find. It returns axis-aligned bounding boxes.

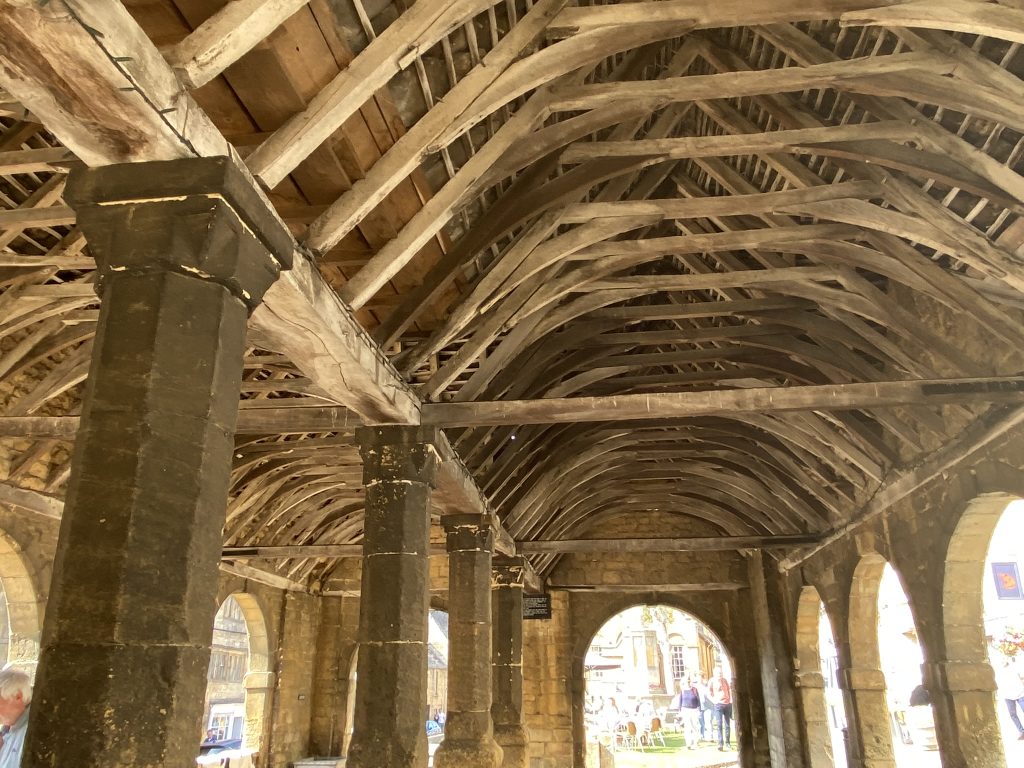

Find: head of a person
[713,665,723,679]
[0,668,31,726]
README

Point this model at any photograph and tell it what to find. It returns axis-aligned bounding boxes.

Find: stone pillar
[24,158,291,768]
[793,671,835,768]
[347,426,439,768]
[923,660,1005,768]
[842,667,896,768]
[242,671,275,755]
[492,558,529,768]
[434,515,503,768]
[747,551,806,768]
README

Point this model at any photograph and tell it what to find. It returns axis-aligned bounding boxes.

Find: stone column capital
[66,157,293,312]
[356,425,441,485]
[442,513,495,553]
[492,557,527,588]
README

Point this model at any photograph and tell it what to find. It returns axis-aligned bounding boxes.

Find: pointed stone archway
[0,528,41,674]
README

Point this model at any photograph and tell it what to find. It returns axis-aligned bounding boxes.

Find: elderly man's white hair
[0,668,32,704]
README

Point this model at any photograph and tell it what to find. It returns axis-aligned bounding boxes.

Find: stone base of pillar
[493,723,528,768]
[434,737,503,768]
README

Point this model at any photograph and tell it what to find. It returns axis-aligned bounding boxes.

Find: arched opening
[0,530,40,673]
[795,587,848,768]
[200,593,272,762]
[426,608,449,764]
[582,604,736,766]
[945,493,1024,763]
[876,563,936,764]
[847,553,898,767]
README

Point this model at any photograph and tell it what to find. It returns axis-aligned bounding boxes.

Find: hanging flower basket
[995,627,1024,658]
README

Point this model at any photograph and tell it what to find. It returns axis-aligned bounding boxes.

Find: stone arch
[225,592,274,755]
[934,491,1017,768]
[795,586,838,768]
[0,528,41,672]
[845,553,896,768]
[570,596,740,765]
[942,492,1015,661]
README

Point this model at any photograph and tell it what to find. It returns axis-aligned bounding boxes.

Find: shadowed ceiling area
[1,0,1023,587]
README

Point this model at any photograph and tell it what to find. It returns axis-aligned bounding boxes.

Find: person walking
[698,674,713,743]
[677,677,703,749]
[996,656,1024,740]
[709,665,733,751]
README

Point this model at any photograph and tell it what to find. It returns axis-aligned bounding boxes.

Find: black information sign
[523,594,552,620]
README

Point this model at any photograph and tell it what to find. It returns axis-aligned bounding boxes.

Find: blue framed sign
[992,562,1024,600]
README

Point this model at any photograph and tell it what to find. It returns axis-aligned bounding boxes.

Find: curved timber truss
[0,0,1023,587]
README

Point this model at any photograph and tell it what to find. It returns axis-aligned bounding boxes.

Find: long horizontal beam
[421,377,1024,427]
[548,582,747,592]
[547,0,907,38]
[519,534,819,553]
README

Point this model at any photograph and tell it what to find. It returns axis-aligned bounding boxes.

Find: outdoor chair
[647,717,666,747]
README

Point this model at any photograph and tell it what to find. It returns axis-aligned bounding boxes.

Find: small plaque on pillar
[523,594,552,620]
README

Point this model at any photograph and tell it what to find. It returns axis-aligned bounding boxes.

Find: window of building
[671,644,686,680]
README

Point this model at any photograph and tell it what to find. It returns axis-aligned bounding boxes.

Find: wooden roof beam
[165,0,311,89]
[0,0,420,424]
[521,535,819,554]
[422,377,1024,427]
[841,1,1024,45]
[547,0,909,38]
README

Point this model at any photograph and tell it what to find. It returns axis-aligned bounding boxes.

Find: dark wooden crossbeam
[422,377,1024,427]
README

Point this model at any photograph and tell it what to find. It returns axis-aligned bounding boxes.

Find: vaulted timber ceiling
[0,0,1023,587]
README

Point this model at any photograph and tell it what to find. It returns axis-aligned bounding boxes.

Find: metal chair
[648,717,667,747]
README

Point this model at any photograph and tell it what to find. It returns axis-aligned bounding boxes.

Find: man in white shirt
[0,669,31,768]
[995,656,1024,740]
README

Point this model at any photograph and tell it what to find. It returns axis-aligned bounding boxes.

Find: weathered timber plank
[250,254,421,423]
[0,205,76,231]
[561,121,916,162]
[547,0,906,37]
[841,1,1024,45]
[548,582,748,592]
[519,534,819,553]
[0,0,230,165]
[246,0,498,187]
[560,180,879,222]
[303,0,566,253]
[0,482,63,520]
[421,377,1024,427]
[549,53,950,111]
[0,147,78,175]
[165,0,312,89]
